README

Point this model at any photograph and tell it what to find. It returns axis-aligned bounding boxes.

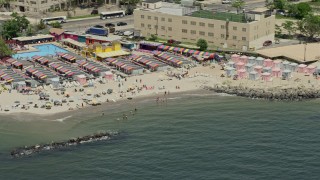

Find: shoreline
[2,64,320,119]
[1,89,208,121]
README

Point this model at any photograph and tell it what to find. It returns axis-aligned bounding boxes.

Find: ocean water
[0,93,320,179]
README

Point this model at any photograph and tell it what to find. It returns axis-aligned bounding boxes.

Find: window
[41,0,47,4]
[182,20,187,24]
[182,29,187,33]
[168,27,172,31]
[161,17,165,21]
[148,16,151,20]
[233,26,237,30]
[161,26,165,30]
[148,24,151,28]
[199,22,205,27]
[221,34,225,38]
[154,17,158,20]
[141,15,144,19]
[154,25,158,29]
[199,31,205,35]
[191,30,196,34]
[232,36,237,40]
[242,28,246,32]
[221,25,225,29]
[208,24,214,28]
[182,37,188,40]
[208,41,214,43]
[141,23,145,27]
[30,1,36,4]
[242,37,246,41]
[168,18,172,22]
[208,32,214,37]
[191,21,196,25]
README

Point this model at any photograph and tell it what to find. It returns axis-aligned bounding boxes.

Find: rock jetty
[204,85,320,101]
[11,131,120,158]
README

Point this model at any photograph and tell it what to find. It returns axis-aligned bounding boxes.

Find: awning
[158,45,165,50]
[39,58,49,64]
[32,55,42,60]
[173,47,180,52]
[169,46,175,51]
[189,50,194,54]
[13,61,23,67]
[50,63,61,69]
[164,46,170,50]
[57,52,65,56]
[184,49,190,53]
[193,51,200,55]
[77,60,87,66]
[26,68,37,74]
[6,59,16,64]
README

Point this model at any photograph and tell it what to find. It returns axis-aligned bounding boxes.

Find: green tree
[0,12,30,39]
[25,25,36,36]
[197,39,208,51]
[282,20,296,38]
[50,22,62,28]
[295,2,312,19]
[1,20,21,40]
[149,34,158,41]
[232,0,245,14]
[37,21,47,30]
[297,14,320,40]
[0,38,12,58]
[274,0,287,10]
[275,24,282,37]
[10,12,30,32]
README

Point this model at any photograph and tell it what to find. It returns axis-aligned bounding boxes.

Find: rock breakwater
[11,131,120,158]
[204,85,320,101]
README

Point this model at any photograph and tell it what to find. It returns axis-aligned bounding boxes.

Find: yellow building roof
[96,50,130,58]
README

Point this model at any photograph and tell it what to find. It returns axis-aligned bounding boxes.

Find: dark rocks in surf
[10,131,120,158]
[204,85,320,101]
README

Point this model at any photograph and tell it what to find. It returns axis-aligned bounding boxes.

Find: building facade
[134,3,275,51]
[9,0,67,13]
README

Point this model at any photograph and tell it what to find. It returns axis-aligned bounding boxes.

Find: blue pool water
[13,44,68,59]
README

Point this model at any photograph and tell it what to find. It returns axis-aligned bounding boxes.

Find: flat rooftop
[189,10,247,23]
[257,43,320,63]
[140,2,191,16]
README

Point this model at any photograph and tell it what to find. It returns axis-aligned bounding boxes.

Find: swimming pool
[13,44,69,59]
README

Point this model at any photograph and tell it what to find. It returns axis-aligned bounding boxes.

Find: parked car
[167,39,181,45]
[222,0,231,4]
[124,31,133,36]
[263,40,272,46]
[117,22,127,26]
[276,10,286,16]
[118,31,124,36]
[93,25,104,28]
[105,23,115,28]
[91,9,98,15]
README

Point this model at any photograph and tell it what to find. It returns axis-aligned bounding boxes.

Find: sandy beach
[1,62,320,117]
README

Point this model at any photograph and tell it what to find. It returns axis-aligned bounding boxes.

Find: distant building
[9,0,68,13]
[134,2,275,51]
